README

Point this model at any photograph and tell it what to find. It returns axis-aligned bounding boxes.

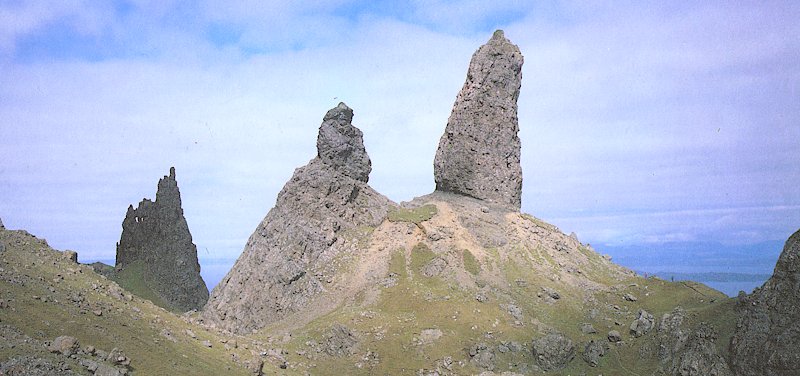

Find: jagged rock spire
[116,167,208,312]
[317,102,371,182]
[433,30,524,210]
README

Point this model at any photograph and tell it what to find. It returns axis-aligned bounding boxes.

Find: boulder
[433,30,524,210]
[324,323,358,357]
[608,330,622,343]
[48,335,79,357]
[421,257,448,277]
[469,342,496,370]
[582,340,607,367]
[531,332,576,371]
[630,309,655,337]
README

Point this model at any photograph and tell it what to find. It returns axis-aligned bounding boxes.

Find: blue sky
[1,1,798,290]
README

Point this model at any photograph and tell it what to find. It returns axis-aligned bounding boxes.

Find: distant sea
[598,240,782,297]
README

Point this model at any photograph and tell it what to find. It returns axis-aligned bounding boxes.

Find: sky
[1,1,798,291]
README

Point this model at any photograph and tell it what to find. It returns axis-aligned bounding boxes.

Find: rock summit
[204,103,391,334]
[433,30,524,210]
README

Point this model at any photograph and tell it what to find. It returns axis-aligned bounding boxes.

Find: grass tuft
[387,205,438,224]
[462,249,480,275]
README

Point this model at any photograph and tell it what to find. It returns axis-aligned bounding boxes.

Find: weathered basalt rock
[433,30,524,210]
[203,103,391,334]
[531,332,575,371]
[582,340,606,367]
[729,228,800,376]
[115,167,208,312]
[656,308,731,376]
[317,103,371,182]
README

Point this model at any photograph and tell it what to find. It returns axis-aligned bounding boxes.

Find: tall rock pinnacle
[433,30,524,210]
[204,103,391,334]
[116,167,209,312]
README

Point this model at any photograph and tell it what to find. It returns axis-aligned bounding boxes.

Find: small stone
[185,329,196,339]
[623,293,638,302]
[607,330,622,343]
[93,309,103,316]
[542,287,560,300]
[580,323,597,334]
[202,340,212,348]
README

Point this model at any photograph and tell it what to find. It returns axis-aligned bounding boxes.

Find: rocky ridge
[203,102,392,334]
[2,29,797,375]
[729,229,800,376]
[433,30,524,210]
[115,167,208,312]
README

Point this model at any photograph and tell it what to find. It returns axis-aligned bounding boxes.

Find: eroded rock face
[317,103,371,182]
[203,103,391,334]
[657,308,732,376]
[433,30,524,210]
[729,229,800,376]
[116,167,208,312]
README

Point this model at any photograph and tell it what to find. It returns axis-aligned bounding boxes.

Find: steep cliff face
[433,30,524,210]
[729,229,800,376]
[116,167,208,312]
[203,103,391,334]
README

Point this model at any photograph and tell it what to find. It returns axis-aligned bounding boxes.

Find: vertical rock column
[433,30,524,210]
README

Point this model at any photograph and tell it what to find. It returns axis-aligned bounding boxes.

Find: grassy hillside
[0,195,736,375]
[0,228,288,375]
